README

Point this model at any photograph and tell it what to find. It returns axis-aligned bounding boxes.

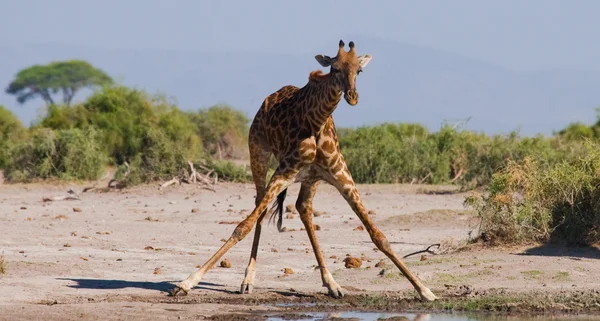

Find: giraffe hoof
[169,283,190,296]
[240,283,254,294]
[419,288,438,302]
[327,287,345,298]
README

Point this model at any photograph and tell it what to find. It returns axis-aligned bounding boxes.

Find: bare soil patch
[0,182,599,320]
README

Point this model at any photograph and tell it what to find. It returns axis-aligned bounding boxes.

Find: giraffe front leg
[240,211,266,294]
[170,168,299,296]
[296,181,344,298]
[241,139,270,294]
[320,162,438,302]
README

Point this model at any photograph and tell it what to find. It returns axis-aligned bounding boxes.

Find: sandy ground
[0,181,599,320]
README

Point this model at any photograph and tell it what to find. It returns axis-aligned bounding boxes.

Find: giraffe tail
[268,188,287,232]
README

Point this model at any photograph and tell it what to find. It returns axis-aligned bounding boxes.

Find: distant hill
[1,36,599,135]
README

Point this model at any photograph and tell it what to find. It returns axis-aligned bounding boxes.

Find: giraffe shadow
[57,278,236,294]
[515,243,600,260]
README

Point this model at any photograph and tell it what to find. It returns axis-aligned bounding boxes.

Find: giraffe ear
[315,54,334,67]
[357,54,372,68]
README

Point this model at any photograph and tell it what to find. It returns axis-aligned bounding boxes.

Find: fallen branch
[159,177,181,189]
[188,161,197,184]
[402,243,441,259]
[450,168,465,183]
[418,172,432,185]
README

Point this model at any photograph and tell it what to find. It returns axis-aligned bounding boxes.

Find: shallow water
[265,311,599,321]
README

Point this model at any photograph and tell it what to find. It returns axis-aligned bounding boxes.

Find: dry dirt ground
[0,181,599,320]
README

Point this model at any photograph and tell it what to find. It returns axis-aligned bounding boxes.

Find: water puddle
[264,312,599,321]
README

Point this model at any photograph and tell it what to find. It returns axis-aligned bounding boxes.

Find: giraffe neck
[301,71,342,132]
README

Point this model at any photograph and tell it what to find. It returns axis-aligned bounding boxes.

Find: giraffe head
[314,40,372,106]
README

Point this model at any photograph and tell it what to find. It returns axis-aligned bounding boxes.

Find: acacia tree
[6,60,113,107]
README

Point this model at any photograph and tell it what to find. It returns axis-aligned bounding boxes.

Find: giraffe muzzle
[344,90,359,106]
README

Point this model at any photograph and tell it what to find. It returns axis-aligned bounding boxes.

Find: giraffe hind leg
[296,180,344,298]
[318,163,438,302]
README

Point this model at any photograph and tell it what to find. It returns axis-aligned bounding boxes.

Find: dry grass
[465,143,600,245]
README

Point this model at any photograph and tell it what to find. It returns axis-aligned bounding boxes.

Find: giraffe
[170,40,438,302]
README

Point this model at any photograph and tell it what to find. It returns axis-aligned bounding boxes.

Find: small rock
[353,225,364,231]
[313,211,322,217]
[153,268,161,275]
[330,255,337,259]
[72,207,82,213]
[285,204,296,213]
[375,261,386,268]
[343,257,362,269]
[280,227,287,232]
[191,208,200,213]
[314,224,321,231]
[20,206,27,210]
[286,213,294,219]
[19,250,24,254]
[144,246,154,250]
[63,243,71,247]
[368,210,376,215]
[271,248,279,253]
[378,269,386,276]
[220,259,232,268]
[420,255,428,261]
[282,267,294,275]
[116,258,123,262]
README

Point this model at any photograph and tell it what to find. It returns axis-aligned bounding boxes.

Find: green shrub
[116,126,203,186]
[0,106,27,169]
[187,104,250,159]
[465,142,600,245]
[4,127,107,182]
[339,123,587,187]
[207,160,252,183]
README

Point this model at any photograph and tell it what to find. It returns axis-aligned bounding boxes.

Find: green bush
[338,123,586,187]
[0,106,27,169]
[465,142,600,245]
[117,127,202,186]
[187,104,250,159]
[207,159,252,183]
[4,127,107,182]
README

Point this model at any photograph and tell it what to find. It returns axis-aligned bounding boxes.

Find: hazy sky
[1,0,599,71]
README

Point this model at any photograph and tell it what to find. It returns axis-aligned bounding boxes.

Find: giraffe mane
[308,70,329,82]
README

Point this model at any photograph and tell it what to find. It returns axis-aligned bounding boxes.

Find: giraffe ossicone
[170,40,438,302]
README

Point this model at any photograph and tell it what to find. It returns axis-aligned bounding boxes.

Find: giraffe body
[171,40,437,302]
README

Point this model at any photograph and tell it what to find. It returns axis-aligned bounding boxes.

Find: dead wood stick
[160,177,180,189]
[450,168,465,183]
[195,172,213,186]
[82,186,97,193]
[418,172,432,184]
[188,161,197,184]
[196,164,211,172]
[402,243,441,259]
